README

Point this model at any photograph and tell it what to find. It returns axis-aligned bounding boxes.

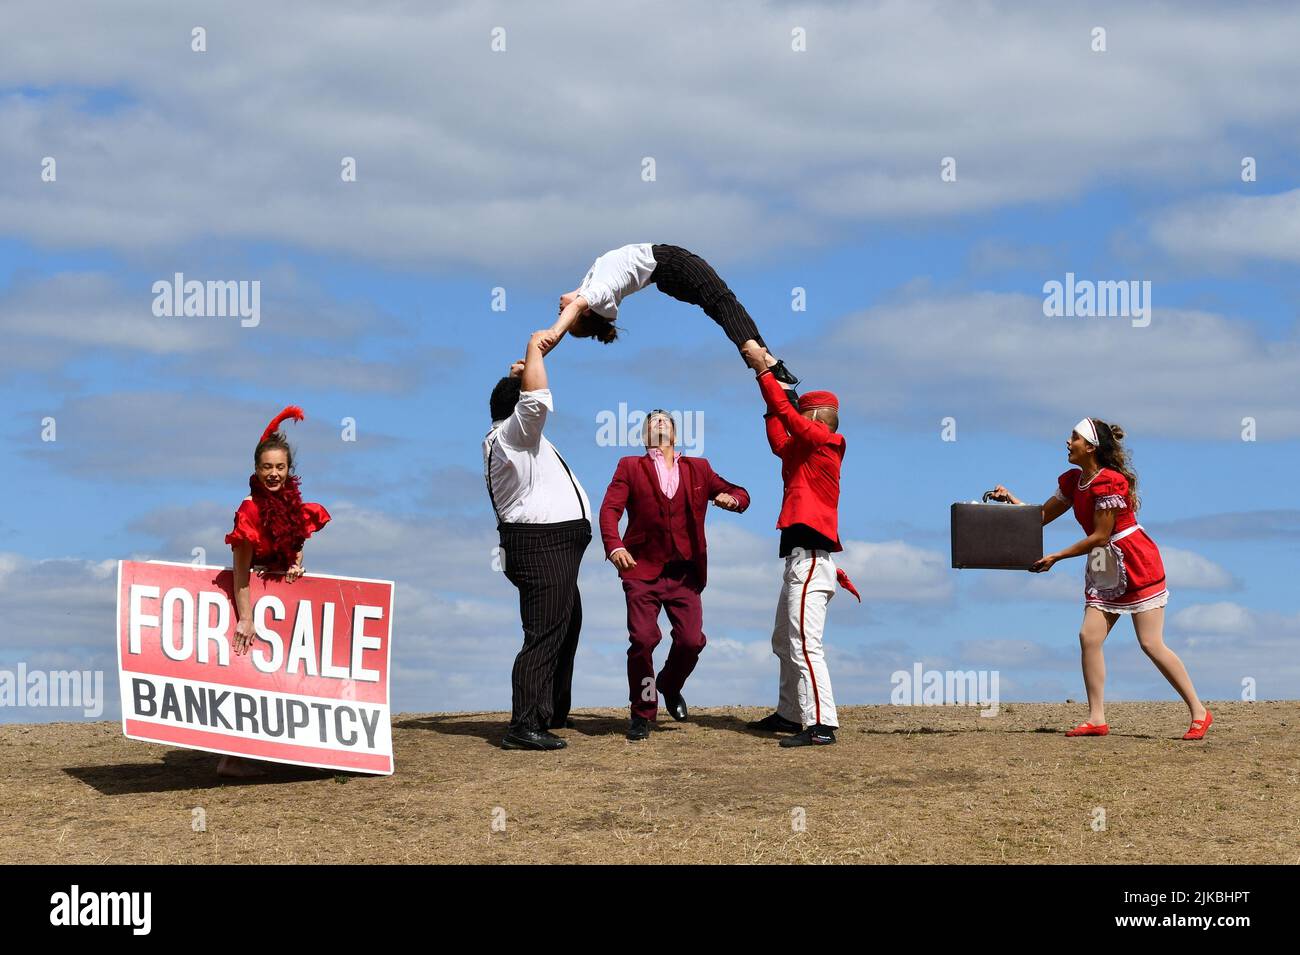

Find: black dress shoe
[626,716,652,741]
[747,712,802,733]
[501,725,567,751]
[779,724,836,747]
[663,691,688,722]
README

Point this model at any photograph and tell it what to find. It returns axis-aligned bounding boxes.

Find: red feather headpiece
[260,405,305,444]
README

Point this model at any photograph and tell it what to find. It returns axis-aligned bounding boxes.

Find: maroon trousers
[623,561,706,720]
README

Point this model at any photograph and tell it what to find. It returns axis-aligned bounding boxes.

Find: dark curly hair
[249,433,308,568]
[1090,419,1139,513]
[569,311,620,344]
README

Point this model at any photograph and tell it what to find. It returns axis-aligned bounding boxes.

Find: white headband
[1073,417,1099,447]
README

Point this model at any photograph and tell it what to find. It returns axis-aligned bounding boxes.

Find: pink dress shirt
[647,447,680,499]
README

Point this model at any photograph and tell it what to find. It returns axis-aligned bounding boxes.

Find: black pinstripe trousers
[650,244,767,360]
[499,518,591,729]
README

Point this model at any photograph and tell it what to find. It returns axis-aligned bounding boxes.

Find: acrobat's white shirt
[576,243,657,320]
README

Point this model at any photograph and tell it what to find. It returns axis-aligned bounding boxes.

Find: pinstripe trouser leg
[500,519,591,729]
[650,244,766,359]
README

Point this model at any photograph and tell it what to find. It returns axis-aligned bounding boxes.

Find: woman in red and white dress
[992,418,1211,740]
[218,405,331,777]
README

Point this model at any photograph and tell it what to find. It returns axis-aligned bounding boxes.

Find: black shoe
[769,359,800,387]
[663,691,688,722]
[626,716,652,741]
[779,724,836,747]
[548,717,575,729]
[501,725,567,751]
[747,712,802,733]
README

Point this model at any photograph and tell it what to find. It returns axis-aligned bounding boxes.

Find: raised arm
[757,370,831,451]
[499,331,552,449]
[522,330,548,391]
[763,408,791,457]
[550,295,588,342]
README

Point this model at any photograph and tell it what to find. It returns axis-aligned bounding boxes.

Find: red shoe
[1065,721,1109,737]
[1182,709,1213,740]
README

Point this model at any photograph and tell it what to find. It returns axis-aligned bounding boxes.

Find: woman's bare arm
[232,542,255,654]
[1040,494,1071,526]
[990,485,1070,526]
[1031,508,1116,572]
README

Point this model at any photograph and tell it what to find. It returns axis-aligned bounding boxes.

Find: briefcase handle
[981,489,1008,503]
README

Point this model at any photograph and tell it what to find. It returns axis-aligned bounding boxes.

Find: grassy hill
[1,701,1294,864]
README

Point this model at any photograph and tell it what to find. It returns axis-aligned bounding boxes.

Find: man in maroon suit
[599,410,750,740]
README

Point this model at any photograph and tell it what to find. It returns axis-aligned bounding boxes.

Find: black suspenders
[484,430,587,523]
[550,445,589,520]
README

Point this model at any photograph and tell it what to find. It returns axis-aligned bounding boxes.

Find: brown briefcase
[950,492,1043,570]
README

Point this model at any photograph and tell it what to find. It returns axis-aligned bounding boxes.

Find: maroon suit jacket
[599,453,749,589]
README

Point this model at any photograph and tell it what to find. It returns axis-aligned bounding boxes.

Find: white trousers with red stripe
[770,549,838,729]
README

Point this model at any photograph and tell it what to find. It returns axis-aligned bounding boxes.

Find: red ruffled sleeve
[1055,469,1079,501]
[1090,470,1129,510]
[302,502,331,538]
[225,499,265,551]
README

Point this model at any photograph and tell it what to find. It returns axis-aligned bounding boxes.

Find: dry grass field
[2,701,1296,864]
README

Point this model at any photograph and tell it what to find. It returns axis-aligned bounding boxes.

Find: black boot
[502,723,567,751]
[747,712,802,733]
[778,724,836,747]
[626,715,652,741]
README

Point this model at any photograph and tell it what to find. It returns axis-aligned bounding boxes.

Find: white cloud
[2,2,1299,270]
[835,538,954,603]
[1149,189,1300,265]
[1160,546,1238,591]
[15,390,402,482]
[799,291,1300,440]
[0,268,444,391]
[1170,600,1259,636]
[1165,601,1300,696]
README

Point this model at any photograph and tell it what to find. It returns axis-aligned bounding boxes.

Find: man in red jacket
[740,345,860,747]
[600,410,750,740]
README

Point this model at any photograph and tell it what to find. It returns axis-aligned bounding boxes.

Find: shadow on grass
[396,711,768,742]
[65,749,348,795]
[856,726,1158,739]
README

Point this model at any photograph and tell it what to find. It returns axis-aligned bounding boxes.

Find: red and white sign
[116,560,395,775]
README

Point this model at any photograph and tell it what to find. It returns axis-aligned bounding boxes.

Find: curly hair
[249,434,308,567]
[1091,419,1139,513]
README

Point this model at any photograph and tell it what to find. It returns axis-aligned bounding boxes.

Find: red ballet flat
[1181,709,1213,740]
[1065,721,1109,737]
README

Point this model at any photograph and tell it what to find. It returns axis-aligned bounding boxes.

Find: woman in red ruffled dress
[218,405,331,777]
[992,418,1211,741]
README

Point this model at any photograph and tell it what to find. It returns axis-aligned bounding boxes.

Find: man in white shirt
[484,330,593,751]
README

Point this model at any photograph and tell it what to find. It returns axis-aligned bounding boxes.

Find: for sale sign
[116,560,395,775]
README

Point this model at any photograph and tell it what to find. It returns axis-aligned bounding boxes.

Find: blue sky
[2,1,1298,723]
